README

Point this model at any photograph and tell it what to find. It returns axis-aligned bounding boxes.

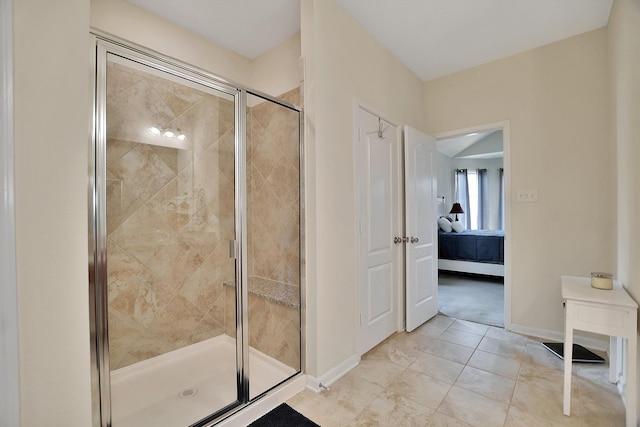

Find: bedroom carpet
[438,271,504,327]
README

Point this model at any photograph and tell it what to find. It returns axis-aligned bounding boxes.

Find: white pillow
[451,221,465,233]
[438,217,453,232]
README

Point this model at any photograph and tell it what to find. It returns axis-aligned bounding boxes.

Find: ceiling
[127,0,613,81]
[127,0,301,59]
[437,130,499,159]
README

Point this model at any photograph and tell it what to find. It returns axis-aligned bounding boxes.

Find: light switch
[516,189,538,202]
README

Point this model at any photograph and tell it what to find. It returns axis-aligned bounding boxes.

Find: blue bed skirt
[438,229,504,264]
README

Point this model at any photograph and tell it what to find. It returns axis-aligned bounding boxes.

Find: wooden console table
[562,275,638,426]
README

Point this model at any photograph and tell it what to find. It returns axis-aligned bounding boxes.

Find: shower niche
[89,37,302,427]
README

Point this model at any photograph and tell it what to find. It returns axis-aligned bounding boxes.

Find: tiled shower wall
[105,59,301,371]
[245,90,301,369]
[106,61,236,369]
[247,90,301,286]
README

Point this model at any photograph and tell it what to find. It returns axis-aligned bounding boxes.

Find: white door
[357,106,402,355]
[404,126,438,332]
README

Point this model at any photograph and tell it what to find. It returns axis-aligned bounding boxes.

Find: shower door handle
[229,240,238,259]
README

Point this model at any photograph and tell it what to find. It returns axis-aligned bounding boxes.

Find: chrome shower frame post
[89,38,112,427]
[235,88,250,404]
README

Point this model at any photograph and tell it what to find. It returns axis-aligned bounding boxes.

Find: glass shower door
[102,53,239,426]
[246,92,302,399]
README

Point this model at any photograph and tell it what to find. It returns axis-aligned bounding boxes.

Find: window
[455,168,488,230]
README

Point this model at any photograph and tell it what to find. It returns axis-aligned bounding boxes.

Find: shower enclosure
[89,35,302,426]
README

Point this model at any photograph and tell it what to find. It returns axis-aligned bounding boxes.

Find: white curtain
[477,169,488,229]
[498,168,505,230]
[454,169,470,229]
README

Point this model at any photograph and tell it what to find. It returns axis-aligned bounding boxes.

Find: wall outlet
[517,189,538,202]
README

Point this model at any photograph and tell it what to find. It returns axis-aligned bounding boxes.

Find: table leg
[627,331,637,426]
[563,321,574,416]
[610,336,618,383]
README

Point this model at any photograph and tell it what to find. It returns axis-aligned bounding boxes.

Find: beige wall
[13,0,93,425]
[252,33,301,99]
[610,0,640,302]
[91,0,301,97]
[424,29,614,335]
[90,0,253,87]
[608,0,640,419]
[301,0,425,376]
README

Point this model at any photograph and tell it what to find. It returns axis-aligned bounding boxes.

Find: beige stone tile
[408,352,465,384]
[521,339,564,370]
[109,204,176,265]
[106,240,146,299]
[511,380,580,424]
[106,178,123,234]
[286,389,357,427]
[477,336,525,361]
[351,390,434,427]
[467,349,521,379]
[485,326,528,346]
[106,138,136,168]
[504,404,578,427]
[109,143,176,208]
[572,357,612,386]
[438,386,508,427]
[414,315,454,337]
[517,361,577,395]
[147,237,205,290]
[147,176,203,233]
[109,273,176,328]
[351,357,407,388]
[179,257,227,314]
[322,371,383,416]
[422,338,475,365]
[109,77,177,143]
[578,394,626,427]
[147,75,204,117]
[454,366,516,404]
[147,294,206,347]
[362,334,422,368]
[393,330,437,353]
[447,319,489,336]
[427,412,472,427]
[438,328,483,348]
[577,376,626,416]
[387,369,451,409]
[106,65,143,100]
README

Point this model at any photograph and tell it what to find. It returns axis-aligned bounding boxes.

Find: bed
[438,229,505,277]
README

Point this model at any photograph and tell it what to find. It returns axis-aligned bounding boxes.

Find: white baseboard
[217,374,306,427]
[306,354,360,393]
[508,323,609,352]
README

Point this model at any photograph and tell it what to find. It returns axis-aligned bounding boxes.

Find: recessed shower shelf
[224,276,300,309]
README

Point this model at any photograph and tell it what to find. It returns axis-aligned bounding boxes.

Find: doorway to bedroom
[435,123,508,328]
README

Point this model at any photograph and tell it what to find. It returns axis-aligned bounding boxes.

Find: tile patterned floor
[287,315,626,427]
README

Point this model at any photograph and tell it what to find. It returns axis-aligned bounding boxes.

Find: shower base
[111,335,296,427]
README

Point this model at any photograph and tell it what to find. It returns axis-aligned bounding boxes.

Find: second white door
[357,106,402,355]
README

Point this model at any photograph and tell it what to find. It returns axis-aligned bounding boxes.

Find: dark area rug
[542,342,605,363]
[248,403,320,427]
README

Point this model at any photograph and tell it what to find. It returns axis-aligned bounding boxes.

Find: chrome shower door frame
[89,34,249,427]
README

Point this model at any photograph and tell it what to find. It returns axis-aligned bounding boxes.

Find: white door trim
[353,101,404,355]
[0,0,20,425]
[434,120,512,329]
